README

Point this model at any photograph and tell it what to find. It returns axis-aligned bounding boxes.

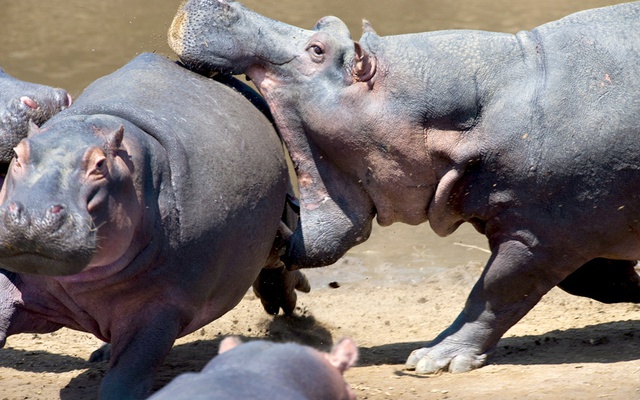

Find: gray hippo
[148,336,358,400]
[0,52,309,399]
[0,66,71,164]
[168,0,640,374]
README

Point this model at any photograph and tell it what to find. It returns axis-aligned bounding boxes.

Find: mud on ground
[1,262,639,399]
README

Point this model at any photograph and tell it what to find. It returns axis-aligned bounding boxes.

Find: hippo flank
[148,336,358,400]
[0,67,71,172]
[0,52,310,399]
[169,1,640,373]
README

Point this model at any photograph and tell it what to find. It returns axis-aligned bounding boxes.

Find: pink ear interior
[327,338,359,373]
[353,42,376,82]
[218,336,243,354]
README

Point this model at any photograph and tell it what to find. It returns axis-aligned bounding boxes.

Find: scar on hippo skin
[148,337,358,400]
[169,0,640,375]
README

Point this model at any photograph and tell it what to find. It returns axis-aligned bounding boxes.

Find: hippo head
[0,116,141,276]
[170,1,437,268]
[0,67,72,164]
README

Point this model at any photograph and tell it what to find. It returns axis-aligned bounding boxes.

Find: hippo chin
[0,53,300,399]
[169,1,640,374]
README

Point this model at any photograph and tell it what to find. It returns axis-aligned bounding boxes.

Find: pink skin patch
[20,96,38,109]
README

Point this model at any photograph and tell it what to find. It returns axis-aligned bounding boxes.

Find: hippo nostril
[4,201,29,228]
[42,204,68,231]
[20,96,38,109]
[8,202,21,214]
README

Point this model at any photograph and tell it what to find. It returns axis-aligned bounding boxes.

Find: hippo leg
[99,310,183,400]
[557,258,640,303]
[253,264,310,316]
[253,195,310,316]
[1,271,63,347]
[89,343,111,363]
[406,237,578,373]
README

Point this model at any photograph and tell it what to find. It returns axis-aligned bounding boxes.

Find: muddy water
[0,0,627,287]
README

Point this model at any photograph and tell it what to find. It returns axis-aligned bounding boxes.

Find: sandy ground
[1,261,639,400]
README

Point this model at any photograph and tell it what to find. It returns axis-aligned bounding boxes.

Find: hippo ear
[352,42,377,82]
[219,336,243,354]
[362,19,378,36]
[327,338,358,373]
[105,125,124,155]
[27,120,42,138]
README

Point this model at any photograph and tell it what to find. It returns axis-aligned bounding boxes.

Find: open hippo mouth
[0,201,95,276]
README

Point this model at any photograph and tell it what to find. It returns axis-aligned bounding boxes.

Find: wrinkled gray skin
[148,336,358,400]
[0,53,300,399]
[169,0,640,374]
[0,67,71,176]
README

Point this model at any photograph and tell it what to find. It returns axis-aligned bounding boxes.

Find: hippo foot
[405,344,487,374]
[89,343,111,363]
[253,264,311,316]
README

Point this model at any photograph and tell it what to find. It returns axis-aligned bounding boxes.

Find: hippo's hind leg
[557,258,640,303]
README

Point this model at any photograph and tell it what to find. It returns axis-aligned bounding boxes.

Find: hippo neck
[362,30,527,235]
[367,30,524,132]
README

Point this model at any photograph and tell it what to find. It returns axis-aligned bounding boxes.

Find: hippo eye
[89,157,108,179]
[307,44,325,62]
[12,149,21,168]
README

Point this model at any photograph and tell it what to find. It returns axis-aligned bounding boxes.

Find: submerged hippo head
[0,67,72,163]
[0,116,141,275]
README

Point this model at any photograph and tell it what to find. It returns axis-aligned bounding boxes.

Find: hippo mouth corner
[0,250,93,276]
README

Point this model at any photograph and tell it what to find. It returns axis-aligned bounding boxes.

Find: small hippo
[0,66,71,170]
[0,52,306,399]
[148,336,358,400]
[169,1,640,374]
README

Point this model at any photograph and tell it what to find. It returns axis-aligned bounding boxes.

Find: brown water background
[0,0,628,286]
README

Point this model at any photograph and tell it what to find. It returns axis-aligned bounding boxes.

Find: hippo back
[54,53,288,250]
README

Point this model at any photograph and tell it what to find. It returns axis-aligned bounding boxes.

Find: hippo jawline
[0,251,93,276]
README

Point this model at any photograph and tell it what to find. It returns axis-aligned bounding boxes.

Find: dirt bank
[1,262,639,399]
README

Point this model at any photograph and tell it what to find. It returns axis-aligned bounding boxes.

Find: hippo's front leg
[406,235,581,373]
[99,309,184,400]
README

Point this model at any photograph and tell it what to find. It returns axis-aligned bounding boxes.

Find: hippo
[148,336,358,399]
[0,66,71,168]
[0,52,311,399]
[168,0,640,374]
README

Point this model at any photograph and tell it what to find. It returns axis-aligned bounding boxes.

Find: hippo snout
[2,202,69,232]
[0,201,95,276]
